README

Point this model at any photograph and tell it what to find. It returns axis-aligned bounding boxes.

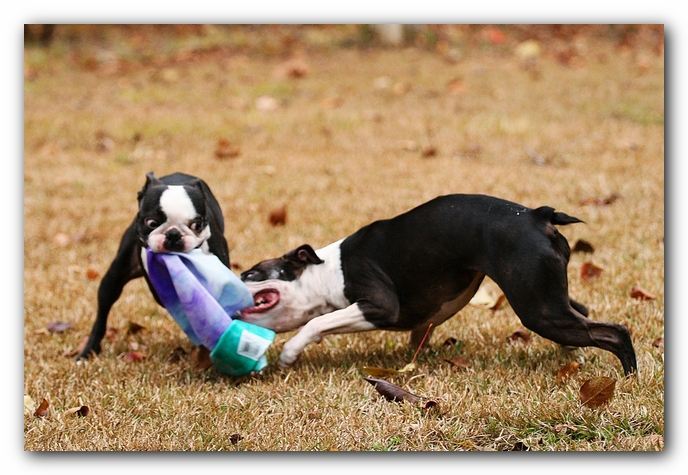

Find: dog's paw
[278,343,302,367]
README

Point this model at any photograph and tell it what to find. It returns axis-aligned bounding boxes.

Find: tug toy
[145,248,275,376]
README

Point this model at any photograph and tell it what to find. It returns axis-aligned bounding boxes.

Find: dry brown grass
[23,25,664,452]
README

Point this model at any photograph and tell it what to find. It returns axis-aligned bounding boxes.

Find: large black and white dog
[77,172,229,360]
[239,194,637,376]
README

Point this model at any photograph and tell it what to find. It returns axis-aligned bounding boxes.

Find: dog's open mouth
[242,288,280,316]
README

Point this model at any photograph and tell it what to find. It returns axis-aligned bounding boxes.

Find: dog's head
[136,172,212,254]
[238,245,328,332]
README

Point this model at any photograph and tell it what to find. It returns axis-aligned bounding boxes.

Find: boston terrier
[239,194,637,376]
[77,171,230,360]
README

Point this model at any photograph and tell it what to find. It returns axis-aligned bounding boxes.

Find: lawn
[23,25,664,452]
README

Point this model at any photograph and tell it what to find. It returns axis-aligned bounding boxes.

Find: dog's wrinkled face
[136,174,211,254]
[238,245,328,332]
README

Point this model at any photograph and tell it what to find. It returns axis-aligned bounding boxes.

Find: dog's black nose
[164,229,184,252]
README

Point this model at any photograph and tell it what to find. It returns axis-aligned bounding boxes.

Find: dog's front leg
[279,303,377,367]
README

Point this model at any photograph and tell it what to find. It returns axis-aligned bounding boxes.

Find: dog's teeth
[256,298,266,305]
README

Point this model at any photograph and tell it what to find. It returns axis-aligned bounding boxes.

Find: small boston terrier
[77,171,230,360]
[239,194,637,376]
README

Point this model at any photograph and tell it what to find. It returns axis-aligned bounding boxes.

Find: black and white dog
[77,172,230,360]
[239,194,637,376]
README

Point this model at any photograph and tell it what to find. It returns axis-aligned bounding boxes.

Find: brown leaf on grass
[192,345,213,370]
[105,326,120,342]
[362,366,400,378]
[46,321,74,333]
[445,355,471,369]
[364,377,419,403]
[167,346,187,363]
[556,362,581,383]
[65,405,90,417]
[580,376,616,408]
[630,286,656,300]
[364,377,437,408]
[580,193,621,206]
[581,262,603,281]
[214,139,241,159]
[572,239,595,254]
[229,433,244,445]
[63,336,89,357]
[127,321,146,335]
[447,78,466,94]
[652,337,664,348]
[508,327,531,343]
[34,398,50,418]
[268,205,287,227]
[122,351,146,362]
[273,58,309,79]
[421,146,438,158]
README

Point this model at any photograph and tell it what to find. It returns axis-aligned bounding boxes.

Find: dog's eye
[190,219,205,232]
[145,219,159,228]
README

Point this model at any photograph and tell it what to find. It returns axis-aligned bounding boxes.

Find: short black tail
[533,206,584,226]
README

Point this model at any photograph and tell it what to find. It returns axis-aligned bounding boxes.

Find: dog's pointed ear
[138,171,163,203]
[284,244,324,266]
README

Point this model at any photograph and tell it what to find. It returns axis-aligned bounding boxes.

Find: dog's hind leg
[78,226,144,360]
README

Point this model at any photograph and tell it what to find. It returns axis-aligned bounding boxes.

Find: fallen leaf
[397,362,417,373]
[122,351,146,362]
[127,321,146,335]
[484,27,507,45]
[192,345,213,370]
[581,262,603,281]
[556,362,581,383]
[214,139,241,159]
[167,346,187,363]
[273,58,309,79]
[46,321,74,333]
[105,326,120,342]
[580,193,621,206]
[572,239,595,254]
[34,398,50,418]
[362,366,399,378]
[364,377,437,408]
[630,286,656,300]
[580,376,616,408]
[421,146,437,158]
[230,433,244,445]
[508,327,531,343]
[445,355,470,369]
[85,268,100,280]
[447,78,466,94]
[65,405,90,417]
[321,96,343,109]
[652,337,664,348]
[269,206,287,227]
[364,377,419,403]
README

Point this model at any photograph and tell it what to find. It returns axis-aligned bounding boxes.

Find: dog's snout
[164,229,184,251]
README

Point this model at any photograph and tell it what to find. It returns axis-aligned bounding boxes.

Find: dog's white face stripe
[160,186,196,223]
